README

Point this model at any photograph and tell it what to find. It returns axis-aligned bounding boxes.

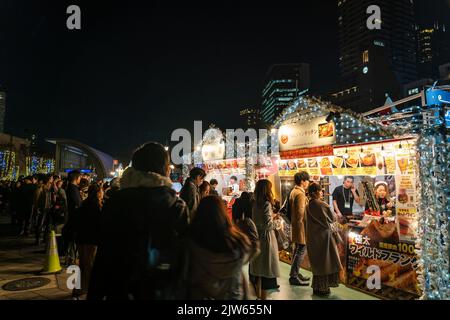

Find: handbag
[308,203,344,244]
[329,222,343,244]
[275,228,290,250]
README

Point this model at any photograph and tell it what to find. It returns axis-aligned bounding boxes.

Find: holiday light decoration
[26,156,56,175]
[416,121,449,300]
[272,95,415,145]
[0,150,16,180]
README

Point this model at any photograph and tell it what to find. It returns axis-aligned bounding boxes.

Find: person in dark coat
[306,182,342,297]
[72,184,103,297]
[66,170,82,220]
[179,167,206,221]
[88,142,189,300]
[17,176,38,236]
[232,192,260,294]
[10,180,21,227]
[232,192,259,252]
[63,170,82,264]
[34,174,54,245]
[209,179,219,197]
[53,179,68,226]
[188,196,257,300]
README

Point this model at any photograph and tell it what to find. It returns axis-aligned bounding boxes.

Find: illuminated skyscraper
[417,22,450,79]
[261,64,310,125]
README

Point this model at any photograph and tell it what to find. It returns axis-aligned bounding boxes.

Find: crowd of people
[0,141,344,300]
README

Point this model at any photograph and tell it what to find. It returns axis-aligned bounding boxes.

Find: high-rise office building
[240,108,261,129]
[261,64,310,125]
[0,89,5,133]
[329,43,402,112]
[330,0,417,112]
[338,0,417,85]
[417,22,450,79]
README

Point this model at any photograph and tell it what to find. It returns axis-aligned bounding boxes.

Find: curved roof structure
[46,139,114,179]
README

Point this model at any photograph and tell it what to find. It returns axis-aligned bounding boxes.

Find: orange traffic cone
[41,230,62,274]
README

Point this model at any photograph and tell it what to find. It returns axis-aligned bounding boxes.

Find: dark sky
[1,0,449,161]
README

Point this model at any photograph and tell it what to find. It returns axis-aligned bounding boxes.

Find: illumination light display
[0,150,16,180]
[26,156,55,175]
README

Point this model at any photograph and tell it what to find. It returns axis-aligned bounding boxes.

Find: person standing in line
[72,184,103,298]
[179,167,206,221]
[209,179,219,197]
[199,180,211,199]
[88,142,189,300]
[306,182,342,297]
[188,196,256,300]
[249,180,280,300]
[17,176,37,236]
[289,171,311,286]
[34,175,54,245]
[63,170,82,265]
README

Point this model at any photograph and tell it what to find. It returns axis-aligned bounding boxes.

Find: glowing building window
[362,50,369,64]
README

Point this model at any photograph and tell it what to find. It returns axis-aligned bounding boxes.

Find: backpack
[279,189,293,224]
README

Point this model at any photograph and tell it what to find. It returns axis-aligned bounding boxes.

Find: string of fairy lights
[26,156,55,176]
[272,95,414,145]
[0,150,17,180]
[0,151,55,180]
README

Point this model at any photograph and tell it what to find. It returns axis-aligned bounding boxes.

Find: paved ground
[0,215,73,300]
[0,214,376,300]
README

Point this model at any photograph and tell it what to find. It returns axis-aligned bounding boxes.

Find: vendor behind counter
[331,176,361,222]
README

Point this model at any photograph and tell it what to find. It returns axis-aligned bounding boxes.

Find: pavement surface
[0,213,377,300]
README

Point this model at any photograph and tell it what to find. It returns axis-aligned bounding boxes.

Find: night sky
[1,0,449,161]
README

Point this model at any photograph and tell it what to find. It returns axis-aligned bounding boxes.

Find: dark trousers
[289,243,307,278]
[18,208,33,234]
[35,210,52,243]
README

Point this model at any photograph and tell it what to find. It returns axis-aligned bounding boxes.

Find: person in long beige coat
[288,172,310,286]
[306,182,342,296]
[249,180,280,300]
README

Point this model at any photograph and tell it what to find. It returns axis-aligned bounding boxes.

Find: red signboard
[280,145,334,160]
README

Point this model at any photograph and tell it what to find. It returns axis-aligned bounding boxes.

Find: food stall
[271,94,449,300]
[183,127,279,216]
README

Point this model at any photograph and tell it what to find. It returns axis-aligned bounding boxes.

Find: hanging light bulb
[343,148,349,159]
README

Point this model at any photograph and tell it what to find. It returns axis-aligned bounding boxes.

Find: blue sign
[64,168,93,173]
[426,89,450,107]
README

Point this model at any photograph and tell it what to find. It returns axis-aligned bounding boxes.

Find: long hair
[84,184,103,209]
[199,180,211,198]
[232,192,253,222]
[190,196,250,253]
[254,179,274,208]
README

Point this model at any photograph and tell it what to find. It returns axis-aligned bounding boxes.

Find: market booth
[183,127,279,217]
[272,95,449,300]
